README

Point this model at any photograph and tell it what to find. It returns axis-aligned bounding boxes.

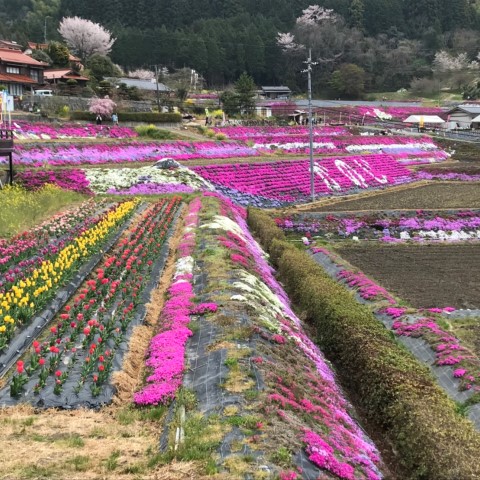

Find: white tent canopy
[472,115,480,123]
[403,115,445,124]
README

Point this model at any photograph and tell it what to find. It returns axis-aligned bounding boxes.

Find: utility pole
[303,48,318,203]
[44,16,51,44]
[154,65,161,112]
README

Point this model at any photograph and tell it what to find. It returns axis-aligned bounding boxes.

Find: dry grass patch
[0,406,161,480]
[112,207,187,404]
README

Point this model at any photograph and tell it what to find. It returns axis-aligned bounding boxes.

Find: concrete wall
[23,95,153,113]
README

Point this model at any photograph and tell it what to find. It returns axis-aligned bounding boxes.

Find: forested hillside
[0,0,479,93]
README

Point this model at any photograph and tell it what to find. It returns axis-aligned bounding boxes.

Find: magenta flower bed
[279,211,480,242]
[356,106,444,121]
[417,171,480,182]
[134,198,202,405]
[337,270,396,304]
[11,141,259,166]
[15,169,92,195]
[392,317,480,391]
[192,154,413,206]
[12,121,136,140]
[214,126,350,138]
[250,134,448,165]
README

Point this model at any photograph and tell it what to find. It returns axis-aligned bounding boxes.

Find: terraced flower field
[2,120,480,480]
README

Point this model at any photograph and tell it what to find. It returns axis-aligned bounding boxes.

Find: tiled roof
[261,86,291,92]
[110,77,171,91]
[27,41,48,50]
[44,69,89,81]
[0,73,38,84]
[448,105,480,114]
[0,48,48,66]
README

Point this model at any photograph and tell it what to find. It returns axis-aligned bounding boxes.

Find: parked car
[34,90,53,96]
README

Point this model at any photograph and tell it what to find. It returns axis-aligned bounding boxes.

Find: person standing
[96,114,102,125]
[112,113,118,126]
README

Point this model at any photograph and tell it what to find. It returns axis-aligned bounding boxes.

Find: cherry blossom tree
[58,16,116,63]
[128,69,155,80]
[433,50,479,90]
[296,5,337,26]
[89,97,117,118]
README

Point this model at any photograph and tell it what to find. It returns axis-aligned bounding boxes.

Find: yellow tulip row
[0,199,138,339]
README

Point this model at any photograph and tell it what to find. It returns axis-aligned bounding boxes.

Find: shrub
[215,133,227,141]
[134,124,174,139]
[247,208,480,480]
[71,111,182,123]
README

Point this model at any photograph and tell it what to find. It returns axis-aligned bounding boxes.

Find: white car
[34,90,53,96]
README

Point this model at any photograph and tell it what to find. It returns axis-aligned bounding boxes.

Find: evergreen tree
[234,72,256,114]
[348,0,365,30]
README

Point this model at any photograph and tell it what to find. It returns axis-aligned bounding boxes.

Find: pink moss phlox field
[192,154,413,205]
[417,171,480,182]
[392,317,480,391]
[15,169,92,194]
[134,198,202,406]
[337,270,396,304]
[11,141,259,166]
[213,126,350,138]
[281,211,480,243]
[12,121,136,140]
[209,193,383,478]
[190,303,218,315]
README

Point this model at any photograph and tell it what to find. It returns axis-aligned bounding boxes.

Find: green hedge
[247,208,480,480]
[70,111,182,123]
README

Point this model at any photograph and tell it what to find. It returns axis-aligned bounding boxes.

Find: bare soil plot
[305,182,480,212]
[337,244,480,309]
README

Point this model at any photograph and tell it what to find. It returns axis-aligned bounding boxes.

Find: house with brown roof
[43,68,89,87]
[0,48,47,97]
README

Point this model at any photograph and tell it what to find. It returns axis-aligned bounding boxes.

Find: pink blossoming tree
[89,97,117,117]
[58,16,116,62]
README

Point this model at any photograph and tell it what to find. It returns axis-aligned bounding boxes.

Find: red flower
[70,322,77,328]
[55,370,62,377]
[98,364,105,372]
[16,361,24,374]
[97,337,102,343]
[65,305,71,312]
[85,357,90,363]
[38,358,45,366]
[32,340,40,348]
[93,375,98,382]
[98,355,104,362]
[77,313,84,321]
[83,327,91,336]
[50,326,57,334]
[60,314,70,320]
